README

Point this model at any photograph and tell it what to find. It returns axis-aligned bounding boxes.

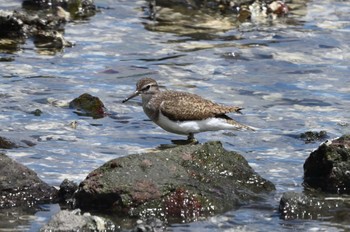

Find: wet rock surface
[0,9,70,52]
[40,209,116,232]
[142,0,307,37]
[0,153,58,208]
[303,134,350,194]
[146,0,290,20]
[279,134,350,222]
[0,136,19,149]
[0,0,97,54]
[131,218,166,232]
[279,191,350,222]
[22,0,97,18]
[300,130,328,144]
[0,206,40,230]
[58,179,78,205]
[0,136,35,149]
[69,93,106,119]
[74,141,275,223]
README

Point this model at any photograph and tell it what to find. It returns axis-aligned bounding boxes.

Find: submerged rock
[300,130,328,144]
[0,136,19,149]
[0,153,57,208]
[146,0,289,20]
[34,30,73,49]
[74,141,275,223]
[279,191,350,222]
[69,93,106,119]
[29,108,43,116]
[142,0,299,37]
[40,209,116,232]
[303,135,350,194]
[0,136,36,149]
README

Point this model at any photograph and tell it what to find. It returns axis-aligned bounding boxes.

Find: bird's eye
[143,85,151,91]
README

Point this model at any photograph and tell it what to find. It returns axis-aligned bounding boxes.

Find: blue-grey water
[0,0,350,231]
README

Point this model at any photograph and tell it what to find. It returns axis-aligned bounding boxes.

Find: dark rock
[0,9,72,53]
[0,153,58,208]
[0,0,97,54]
[40,209,116,232]
[0,136,36,149]
[279,191,350,222]
[300,130,328,143]
[69,93,106,119]
[303,135,350,194]
[0,56,16,62]
[58,179,78,204]
[74,141,275,223]
[22,0,97,19]
[0,136,18,149]
[0,12,26,40]
[30,108,43,116]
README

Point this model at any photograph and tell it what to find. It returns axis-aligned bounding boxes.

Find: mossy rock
[74,141,275,223]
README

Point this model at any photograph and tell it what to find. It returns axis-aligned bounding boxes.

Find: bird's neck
[141,91,158,105]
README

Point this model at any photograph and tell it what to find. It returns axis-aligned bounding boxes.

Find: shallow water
[0,0,350,231]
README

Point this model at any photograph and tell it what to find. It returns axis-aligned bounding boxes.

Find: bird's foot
[171,134,198,145]
[157,139,197,149]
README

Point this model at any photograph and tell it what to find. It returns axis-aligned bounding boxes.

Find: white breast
[155,111,242,135]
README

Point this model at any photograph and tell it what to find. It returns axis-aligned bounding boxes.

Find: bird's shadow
[157,139,199,150]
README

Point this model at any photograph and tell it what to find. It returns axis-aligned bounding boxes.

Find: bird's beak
[122,90,140,103]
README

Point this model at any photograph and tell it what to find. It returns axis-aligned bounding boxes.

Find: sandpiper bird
[122,78,254,141]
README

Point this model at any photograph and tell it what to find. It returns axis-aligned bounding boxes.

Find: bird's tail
[219,114,257,131]
[229,120,257,131]
[232,106,243,114]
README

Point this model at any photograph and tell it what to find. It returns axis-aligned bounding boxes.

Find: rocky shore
[1,0,349,231]
[1,134,349,231]
[0,140,275,230]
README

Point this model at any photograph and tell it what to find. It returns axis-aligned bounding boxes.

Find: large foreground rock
[0,153,57,208]
[74,141,275,223]
[303,134,350,194]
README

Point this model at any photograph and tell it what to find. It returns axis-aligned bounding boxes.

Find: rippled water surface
[0,0,350,231]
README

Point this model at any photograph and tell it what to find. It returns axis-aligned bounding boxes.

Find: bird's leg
[187,133,194,141]
[187,133,198,144]
[171,133,198,145]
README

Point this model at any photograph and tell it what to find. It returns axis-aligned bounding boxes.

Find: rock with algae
[74,141,275,223]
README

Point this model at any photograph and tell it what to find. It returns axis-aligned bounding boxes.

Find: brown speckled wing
[157,91,242,121]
